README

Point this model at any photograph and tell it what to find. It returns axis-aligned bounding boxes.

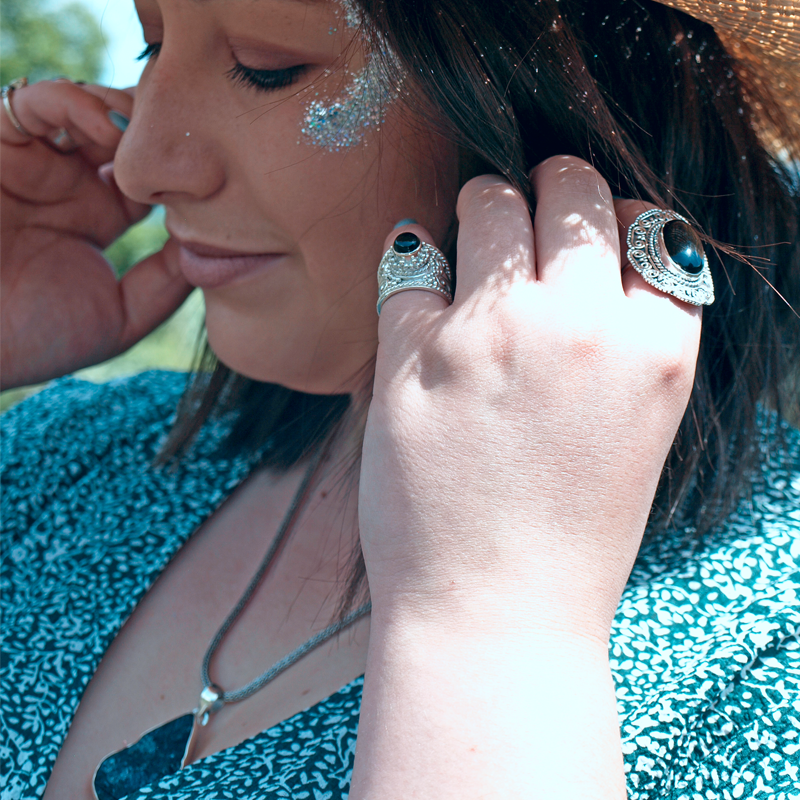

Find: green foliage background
[1,0,205,413]
[1,0,106,85]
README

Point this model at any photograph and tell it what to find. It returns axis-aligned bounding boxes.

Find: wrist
[351,609,625,800]
[367,574,618,649]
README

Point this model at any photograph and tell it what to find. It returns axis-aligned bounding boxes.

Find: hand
[352,156,701,798]
[0,79,191,390]
[359,155,702,642]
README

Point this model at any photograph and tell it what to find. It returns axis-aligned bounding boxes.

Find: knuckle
[531,155,612,205]
[656,346,698,392]
[456,175,522,221]
[637,333,699,400]
[564,324,610,368]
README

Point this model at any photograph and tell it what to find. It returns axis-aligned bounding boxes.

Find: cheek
[300,58,398,152]
[207,101,459,390]
[297,148,454,311]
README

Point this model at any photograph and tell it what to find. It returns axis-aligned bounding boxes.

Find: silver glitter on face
[340,0,362,29]
[301,1,403,153]
[300,55,401,152]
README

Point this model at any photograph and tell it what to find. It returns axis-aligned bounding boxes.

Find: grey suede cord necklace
[92,447,372,800]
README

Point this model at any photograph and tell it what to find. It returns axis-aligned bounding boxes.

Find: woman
[1,0,798,797]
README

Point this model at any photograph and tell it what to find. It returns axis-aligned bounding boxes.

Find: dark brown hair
[162,0,800,615]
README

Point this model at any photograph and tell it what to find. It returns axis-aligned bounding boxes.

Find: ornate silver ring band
[377,233,454,315]
[2,77,33,138]
[626,209,714,306]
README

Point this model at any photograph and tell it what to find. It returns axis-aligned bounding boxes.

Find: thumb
[98,162,153,227]
[117,237,194,349]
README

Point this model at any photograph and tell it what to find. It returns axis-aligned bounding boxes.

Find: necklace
[92,449,371,800]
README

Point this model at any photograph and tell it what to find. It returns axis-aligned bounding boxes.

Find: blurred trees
[105,208,170,277]
[1,0,107,85]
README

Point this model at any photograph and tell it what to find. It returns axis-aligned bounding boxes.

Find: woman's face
[115,0,459,393]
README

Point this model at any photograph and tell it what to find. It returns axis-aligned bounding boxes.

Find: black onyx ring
[376,232,454,315]
[626,209,714,306]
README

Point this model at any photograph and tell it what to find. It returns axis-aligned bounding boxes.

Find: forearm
[350,604,627,800]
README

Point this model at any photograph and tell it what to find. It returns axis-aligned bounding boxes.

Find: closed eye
[136,42,307,94]
[226,63,308,93]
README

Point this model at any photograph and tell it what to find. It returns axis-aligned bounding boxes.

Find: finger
[529,155,620,292]
[616,200,658,299]
[616,199,703,327]
[376,222,451,326]
[3,147,149,247]
[1,135,86,200]
[2,80,128,164]
[453,175,534,300]
[98,164,153,227]
[117,239,194,350]
[77,84,135,117]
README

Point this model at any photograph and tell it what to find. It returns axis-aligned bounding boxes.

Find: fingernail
[98,162,114,186]
[393,218,418,230]
[107,110,130,132]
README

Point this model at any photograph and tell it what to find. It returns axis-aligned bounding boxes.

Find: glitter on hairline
[340,0,362,30]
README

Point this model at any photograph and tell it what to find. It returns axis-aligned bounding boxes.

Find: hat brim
[652,0,800,153]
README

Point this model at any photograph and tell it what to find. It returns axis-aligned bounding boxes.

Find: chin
[205,320,374,397]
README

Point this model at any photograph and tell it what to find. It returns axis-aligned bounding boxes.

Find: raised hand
[353,156,702,798]
[0,79,191,390]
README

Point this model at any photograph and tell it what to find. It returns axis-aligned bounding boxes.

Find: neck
[267,419,367,622]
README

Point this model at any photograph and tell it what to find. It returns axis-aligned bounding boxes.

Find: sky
[54,0,147,87]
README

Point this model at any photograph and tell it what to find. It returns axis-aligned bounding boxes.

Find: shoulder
[1,370,187,455]
[0,371,189,533]
[616,412,800,798]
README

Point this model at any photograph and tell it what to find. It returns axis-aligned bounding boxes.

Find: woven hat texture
[653,0,799,143]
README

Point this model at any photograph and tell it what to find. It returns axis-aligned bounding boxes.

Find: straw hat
[653,0,799,145]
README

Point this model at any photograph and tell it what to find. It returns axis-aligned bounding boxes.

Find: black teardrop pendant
[93,713,195,800]
[663,220,705,275]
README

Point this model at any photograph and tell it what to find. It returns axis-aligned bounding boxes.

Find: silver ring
[377,233,453,315]
[626,209,714,306]
[1,77,33,138]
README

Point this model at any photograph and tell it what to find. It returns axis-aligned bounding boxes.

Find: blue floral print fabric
[1,371,799,799]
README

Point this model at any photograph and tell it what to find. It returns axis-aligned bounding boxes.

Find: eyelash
[136,43,307,93]
[226,63,306,92]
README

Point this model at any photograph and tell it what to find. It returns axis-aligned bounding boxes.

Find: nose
[113,52,226,206]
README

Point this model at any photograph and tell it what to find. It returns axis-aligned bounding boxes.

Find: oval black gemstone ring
[625,209,714,306]
[393,231,422,255]
[662,219,705,275]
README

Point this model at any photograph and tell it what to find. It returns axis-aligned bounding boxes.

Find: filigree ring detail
[626,209,714,306]
[377,233,453,315]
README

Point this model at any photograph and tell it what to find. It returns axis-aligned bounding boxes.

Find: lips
[174,238,286,289]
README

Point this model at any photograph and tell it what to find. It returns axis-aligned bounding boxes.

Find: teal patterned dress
[2,372,798,799]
